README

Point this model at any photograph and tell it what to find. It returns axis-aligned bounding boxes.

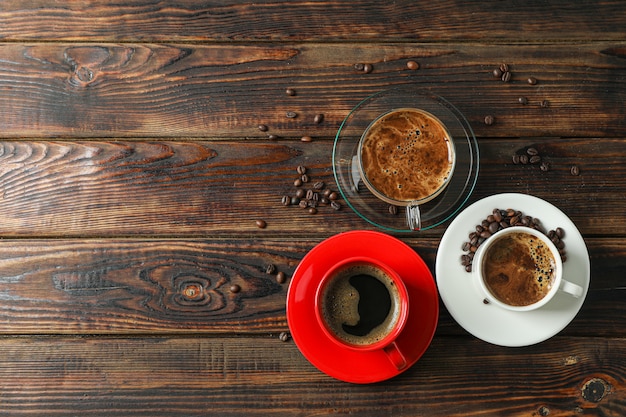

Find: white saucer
[435,193,590,347]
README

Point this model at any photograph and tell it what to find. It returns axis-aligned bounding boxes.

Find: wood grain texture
[0,335,623,416]
[0,237,621,337]
[0,1,625,42]
[0,43,625,137]
[0,139,623,237]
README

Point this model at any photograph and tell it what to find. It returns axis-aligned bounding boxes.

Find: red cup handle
[383,341,407,370]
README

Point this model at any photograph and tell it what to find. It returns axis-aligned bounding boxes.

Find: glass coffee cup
[357,108,456,230]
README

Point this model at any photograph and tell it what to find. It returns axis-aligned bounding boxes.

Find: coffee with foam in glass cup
[357,108,455,229]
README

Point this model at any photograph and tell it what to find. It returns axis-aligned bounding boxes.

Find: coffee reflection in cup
[357,108,455,229]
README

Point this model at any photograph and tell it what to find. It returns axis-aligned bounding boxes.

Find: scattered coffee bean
[294,178,303,187]
[279,331,290,342]
[229,284,241,293]
[493,68,503,78]
[298,200,308,209]
[501,71,512,82]
[570,165,580,176]
[297,165,307,175]
[330,201,341,210]
[290,196,300,205]
[295,188,305,198]
[300,135,312,142]
[540,161,551,172]
[520,154,529,164]
[518,97,528,105]
[313,181,325,190]
[530,155,542,164]
[281,195,291,206]
[313,113,324,124]
[388,205,399,215]
[527,77,537,85]
[363,63,373,73]
[499,63,510,73]
[305,189,314,200]
[258,124,268,132]
[512,154,521,164]
[541,99,550,108]
[268,134,279,140]
[286,111,298,118]
[406,60,420,70]
[285,88,296,96]
[255,219,267,229]
[308,207,318,215]
[265,264,277,275]
[354,63,365,71]
[301,174,310,183]
[526,147,539,156]
[276,271,287,284]
[484,115,495,126]
[460,208,567,272]
[328,191,339,200]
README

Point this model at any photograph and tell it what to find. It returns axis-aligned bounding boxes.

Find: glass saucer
[333,86,479,232]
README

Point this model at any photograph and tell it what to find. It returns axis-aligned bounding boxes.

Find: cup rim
[356,107,457,206]
[473,226,563,312]
[314,256,409,351]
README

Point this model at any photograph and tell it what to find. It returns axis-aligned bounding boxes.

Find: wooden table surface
[0,1,624,415]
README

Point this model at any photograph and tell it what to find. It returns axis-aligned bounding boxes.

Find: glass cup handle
[383,341,407,370]
[560,279,583,298]
[406,202,421,231]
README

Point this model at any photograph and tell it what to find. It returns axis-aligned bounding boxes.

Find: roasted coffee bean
[281,195,291,206]
[462,242,471,252]
[527,76,537,85]
[493,68,503,78]
[354,63,365,71]
[320,197,330,205]
[541,100,550,108]
[510,215,520,225]
[258,124,268,132]
[300,135,312,142]
[306,189,314,200]
[476,225,484,233]
[295,188,305,198]
[268,134,279,140]
[520,154,529,164]
[484,115,495,125]
[499,63,510,73]
[328,191,339,200]
[313,181,325,190]
[255,219,267,229]
[285,88,296,96]
[301,174,310,183]
[480,230,492,239]
[518,96,528,105]
[530,155,542,164]
[308,207,318,215]
[556,227,565,238]
[388,205,399,215]
[279,331,289,342]
[290,196,300,205]
[297,165,307,175]
[313,113,324,124]
[526,147,539,156]
[540,161,551,172]
[265,264,277,274]
[570,165,580,176]
[298,200,308,209]
[294,178,303,187]
[363,63,373,73]
[488,222,500,234]
[286,111,298,118]
[406,60,420,70]
[230,284,241,293]
[501,71,511,82]
[276,271,287,284]
[512,154,521,164]
[330,201,341,210]
[461,254,471,266]
[493,209,503,222]
[307,199,318,208]
[500,221,509,229]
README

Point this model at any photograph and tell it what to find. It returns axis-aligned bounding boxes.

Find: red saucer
[286,230,439,383]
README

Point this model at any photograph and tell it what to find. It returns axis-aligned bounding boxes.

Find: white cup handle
[559,279,583,298]
[406,202,421,230]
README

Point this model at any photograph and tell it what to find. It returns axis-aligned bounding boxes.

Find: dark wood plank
[0,1,625,42]
[0,237,621,337]
[0,335,623,416]
[0,139,623,237]
[0,43,625,138]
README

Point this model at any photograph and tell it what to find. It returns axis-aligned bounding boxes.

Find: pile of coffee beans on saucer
[460,208,567,272]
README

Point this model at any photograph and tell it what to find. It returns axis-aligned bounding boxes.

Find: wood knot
[181,283,203,300]
[581,377,611,403]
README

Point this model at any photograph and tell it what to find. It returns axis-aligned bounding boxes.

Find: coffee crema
[319,263,401,346]
[359,108,454,203]
[482,231,557,306]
